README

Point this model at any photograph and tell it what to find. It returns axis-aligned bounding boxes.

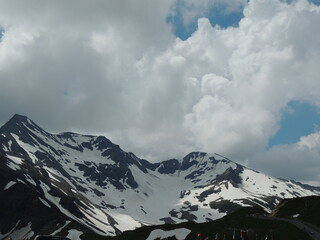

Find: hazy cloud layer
[0,0,319,184]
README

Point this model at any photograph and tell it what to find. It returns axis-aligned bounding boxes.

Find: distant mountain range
[0,114,319,239]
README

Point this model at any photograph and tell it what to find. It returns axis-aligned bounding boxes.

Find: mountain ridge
[0,114,319,239]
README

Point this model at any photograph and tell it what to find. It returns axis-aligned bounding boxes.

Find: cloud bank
[0,0,319,184]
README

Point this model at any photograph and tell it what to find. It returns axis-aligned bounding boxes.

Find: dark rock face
[197,187,221,202]
[157,159,180,174]
[180,152,207,171]
[92,136,115,152]
[159,217,176,224]
[215,165,243,186]
[75,161,138,189]
[209,200,243,214]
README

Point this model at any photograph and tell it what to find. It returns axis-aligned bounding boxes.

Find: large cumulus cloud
[0,0,319,184]
[0,0,174,130]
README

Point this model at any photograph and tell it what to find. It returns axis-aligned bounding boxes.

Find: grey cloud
[0,0,320,184]
[250,132,320,184]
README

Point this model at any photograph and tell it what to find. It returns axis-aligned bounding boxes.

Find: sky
[0,0,320,185]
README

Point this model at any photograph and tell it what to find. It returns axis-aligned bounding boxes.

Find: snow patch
[51,221,70,235]
[1,144,7,152]
[39,197,51,208]
[6,222,34,240]
[10,133,39,163]
[8,140,12,150]
[77,205,114,236]
[67,229,83,240]
[146,228,191,240]
[112,212,142,232]
[6,155,24,170]
[4,181,16,190]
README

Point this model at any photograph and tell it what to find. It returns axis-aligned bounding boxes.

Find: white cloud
[0,0,320,183]
[250,131,320,184]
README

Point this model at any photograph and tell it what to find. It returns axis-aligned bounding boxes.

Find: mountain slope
[0,114,319,239]
[272,195,320,228]
[107,206,313,240]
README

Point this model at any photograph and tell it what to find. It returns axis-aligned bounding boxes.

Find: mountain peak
[5,114,29,125]
[181,151,207,166]
[11,113,29,121]
[0,114,30,132]
[0,114,48,139]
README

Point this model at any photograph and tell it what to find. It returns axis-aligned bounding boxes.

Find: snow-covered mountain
[0,114,319,239]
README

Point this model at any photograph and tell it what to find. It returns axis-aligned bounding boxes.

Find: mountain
[0,114,319,239]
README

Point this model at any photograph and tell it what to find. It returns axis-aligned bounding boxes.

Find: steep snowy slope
[0,114,319,238]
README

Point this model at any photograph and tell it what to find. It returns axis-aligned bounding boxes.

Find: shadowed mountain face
[272,196,320,228]
[0,114,319,239]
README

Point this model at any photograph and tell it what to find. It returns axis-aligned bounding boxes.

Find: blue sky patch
[167,4,197,40]
[281,0,319,5]
[167,1,244,40]
[208,3,244,28]
[268,101,320,147]
[168,0,319,40]
[308,0,320,5]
